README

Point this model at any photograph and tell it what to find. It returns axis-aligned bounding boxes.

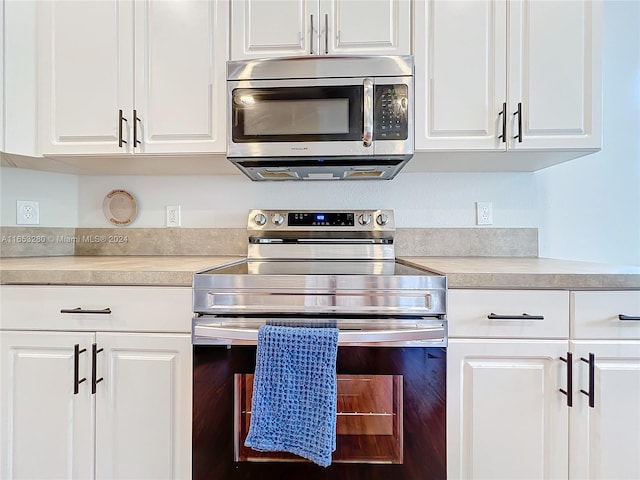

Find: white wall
[536,0,640,266]
[1,0,638,266]
[0,167,78,227]
[75,172,538,228]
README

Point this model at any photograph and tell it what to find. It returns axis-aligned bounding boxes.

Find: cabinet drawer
[572,291,640,340]
[448,290,569,338]
[0,285,192,332]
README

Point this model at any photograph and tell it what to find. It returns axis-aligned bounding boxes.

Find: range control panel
[247,209,395,231]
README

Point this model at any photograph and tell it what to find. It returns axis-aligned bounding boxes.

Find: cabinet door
[133,0,227,154]
[231,0,317,59]
[414,0,507,150]
[321,0,410,55]
[0,331,95,480]
[447,339,569,479]
[508,0,602,150]
[95,332,192,480]
[570,341,640,480]
[38,0,134,154]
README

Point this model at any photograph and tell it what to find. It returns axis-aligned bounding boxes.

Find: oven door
[192,318,446,480]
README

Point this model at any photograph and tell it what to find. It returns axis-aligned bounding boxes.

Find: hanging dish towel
[244,325,339,467]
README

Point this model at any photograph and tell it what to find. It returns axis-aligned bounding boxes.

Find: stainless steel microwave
[226,56,414,181]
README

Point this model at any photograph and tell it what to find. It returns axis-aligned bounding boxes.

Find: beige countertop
[0,256,243,286]
[399,257,640,289]
[0,255,639,289]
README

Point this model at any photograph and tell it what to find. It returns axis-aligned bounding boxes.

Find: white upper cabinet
[508,0,602,150]
[133,0,227,154]
[38,0,132,155]
[230,0,410,59]
[415,0,507,150]
[415,0,602,152]
[38,0,227,156]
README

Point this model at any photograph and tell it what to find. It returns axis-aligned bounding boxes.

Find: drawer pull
[487,313,544,320]
[61,307,112,315]
[92,343,104,394]
[580,353,595,408]
[559,352,573,407]
[73,344,87,395]
[619,314,640,321]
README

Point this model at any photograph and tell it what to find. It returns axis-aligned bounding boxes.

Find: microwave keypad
[374,84,408,140]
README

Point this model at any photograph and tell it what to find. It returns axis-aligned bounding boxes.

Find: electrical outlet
[17,201,40,225]
[476,201,493,225]
[166,205,181,227]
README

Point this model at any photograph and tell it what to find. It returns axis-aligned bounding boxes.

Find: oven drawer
[448,289,569,338]
[571,290,640,339]
[0,285,192,332]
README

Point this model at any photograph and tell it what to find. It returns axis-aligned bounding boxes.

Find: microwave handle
[363,78,373,147]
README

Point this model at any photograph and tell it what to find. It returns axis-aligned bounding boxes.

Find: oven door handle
[193,323,446,345]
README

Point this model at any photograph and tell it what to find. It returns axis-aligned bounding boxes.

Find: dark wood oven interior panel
[193,346,446,480]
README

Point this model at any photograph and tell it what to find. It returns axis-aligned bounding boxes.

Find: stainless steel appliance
[227,56,414,180]
[192,210,446,479]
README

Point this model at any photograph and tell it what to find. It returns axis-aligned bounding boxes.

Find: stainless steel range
[192,210,447,480]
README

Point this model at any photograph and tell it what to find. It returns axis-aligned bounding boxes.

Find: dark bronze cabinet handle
[497,102,507,143]
[324,13,329,54]
[619,314,640,321]
[74,344,87,395]
[513,102,522,142]
[310,15,314,54]
[118,110,128,148]
[487,313,544,320]
[92,343,104,394]
[580,353,595,408]
[133,109,142,146]
[559,352,573,407]
[60,307,112,314]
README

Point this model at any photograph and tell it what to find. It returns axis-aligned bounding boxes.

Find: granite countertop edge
[0,255,639,290]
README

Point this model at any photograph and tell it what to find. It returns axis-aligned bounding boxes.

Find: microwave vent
[344,170,386,179]
[258,170,300,180]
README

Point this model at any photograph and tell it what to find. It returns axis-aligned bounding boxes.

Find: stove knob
[358,213,372,226]
[376,213,389,226]
[253,213,267,226]
[272,213,284,226]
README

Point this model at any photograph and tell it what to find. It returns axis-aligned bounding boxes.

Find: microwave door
[227,78,373,158]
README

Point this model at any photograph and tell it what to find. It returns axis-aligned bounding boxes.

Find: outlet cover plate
[166,205,181,227]
[476,201,493,225]
[17,201,40,225]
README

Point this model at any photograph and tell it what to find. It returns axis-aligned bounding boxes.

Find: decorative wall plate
[102,189,137,226]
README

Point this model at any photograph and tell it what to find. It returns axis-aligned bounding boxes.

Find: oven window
[231,86,363,142]
[235,374,403,464]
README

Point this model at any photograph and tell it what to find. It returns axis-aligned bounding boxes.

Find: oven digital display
[289,212,354,226]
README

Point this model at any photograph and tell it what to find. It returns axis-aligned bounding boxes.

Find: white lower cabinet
[0,331,95,480]
[447,289,640,480]
[0,286,193,480]
[569,289,640,480]
[569,341,640,480]
[447,339,569,479]
[0,330,191,480]
[96,332,192,480]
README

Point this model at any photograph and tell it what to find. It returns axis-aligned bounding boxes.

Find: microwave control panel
[374,84,409,140]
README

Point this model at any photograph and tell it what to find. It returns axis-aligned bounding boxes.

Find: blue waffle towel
[244,325,339,467]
